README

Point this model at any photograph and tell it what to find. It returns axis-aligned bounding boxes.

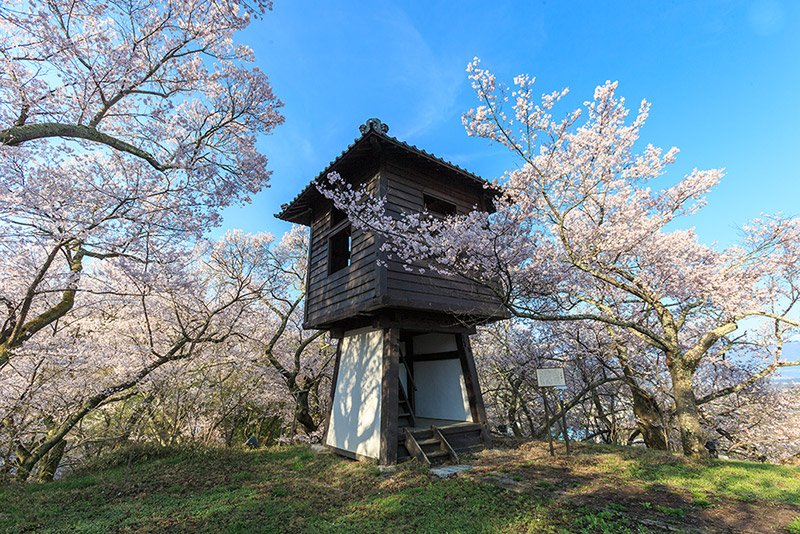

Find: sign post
[557,386,571,454]
[536,368,569,455]
[540,388,555,457]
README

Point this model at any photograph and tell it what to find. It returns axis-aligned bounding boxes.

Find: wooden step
[403,426,459,467]
[435,423,484,454]
[418,441,441,455]
[426,450,449,466]
[411,429,433,440]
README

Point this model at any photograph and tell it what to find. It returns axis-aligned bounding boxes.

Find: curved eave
[275,126,498,226]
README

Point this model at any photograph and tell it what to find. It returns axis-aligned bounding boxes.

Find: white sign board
[536,368,566,388]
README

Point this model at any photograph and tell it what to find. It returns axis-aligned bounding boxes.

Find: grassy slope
[0,441,798,533]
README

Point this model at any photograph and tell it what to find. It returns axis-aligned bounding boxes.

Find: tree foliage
[0,0,283,367]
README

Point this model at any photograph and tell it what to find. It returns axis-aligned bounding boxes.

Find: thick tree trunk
[669,362,707,457]
[590,389,616,443]
[293,388,318,434]
[505,378,525,437]
[617,348,669,450]
[629,384,669,450]
[506,403,524,437]
[36,438,67,482]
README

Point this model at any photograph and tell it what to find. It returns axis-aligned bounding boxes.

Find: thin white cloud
[748,0,784,36]
[374,2,463,139]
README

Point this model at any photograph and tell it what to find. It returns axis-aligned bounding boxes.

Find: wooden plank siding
[303,156,505,329]
[305,170,381,328]
[380,162,504,319]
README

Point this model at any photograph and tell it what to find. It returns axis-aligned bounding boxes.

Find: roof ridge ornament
[359,118,389,135]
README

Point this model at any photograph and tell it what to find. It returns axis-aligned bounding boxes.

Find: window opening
[423,194,457,217]
[328,226,352,274]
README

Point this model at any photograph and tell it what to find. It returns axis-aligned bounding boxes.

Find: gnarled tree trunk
[669,361,706,457]
[629,383,669,450]
[615,342,669,450]
[36,438,67,482]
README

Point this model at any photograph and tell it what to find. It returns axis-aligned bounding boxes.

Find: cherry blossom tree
[241,226,333,436]
[199,227,333,438]
[472,319,799,461]
[0,0,283,367]
[319,59,800,457]
[0,228,280,481]
[1,228,334,480]
[474,320,647,447]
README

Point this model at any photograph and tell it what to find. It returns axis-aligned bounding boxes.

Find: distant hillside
[1,441,799,533]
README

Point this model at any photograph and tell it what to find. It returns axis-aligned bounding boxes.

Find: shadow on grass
[3,443,799,533]
[0,445,547,533]
[469,440,800,533]
[553,440,800,505]
[551,477,800,534]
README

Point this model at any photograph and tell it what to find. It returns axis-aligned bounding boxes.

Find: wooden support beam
[380,327,400,465]
[433,426,460,464]
[456,333,492,448]
[404,427,430,465]
[376,314,478,335]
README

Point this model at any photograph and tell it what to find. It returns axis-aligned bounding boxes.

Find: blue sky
[223,0,800,379]
[221,0,800,248]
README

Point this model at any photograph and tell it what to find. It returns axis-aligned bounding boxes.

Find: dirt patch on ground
[570,485,800,533]
[459,440,800,533]
[699,500,800,534]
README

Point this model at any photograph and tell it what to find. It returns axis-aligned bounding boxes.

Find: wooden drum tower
[277,118,507,465]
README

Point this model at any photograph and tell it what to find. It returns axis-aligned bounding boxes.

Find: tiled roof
[276,118,489,222]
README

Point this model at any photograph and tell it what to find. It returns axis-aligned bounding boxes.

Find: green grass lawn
[1,441,798,533]
[576,442,800,505]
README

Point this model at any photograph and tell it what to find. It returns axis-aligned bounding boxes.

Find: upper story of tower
[276,118,508,331]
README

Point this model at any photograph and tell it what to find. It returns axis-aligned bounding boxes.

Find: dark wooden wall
[305,171,381,328]
[380,160,502,320]
[304,155,504,330]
